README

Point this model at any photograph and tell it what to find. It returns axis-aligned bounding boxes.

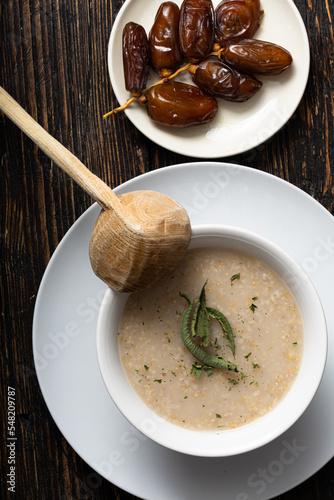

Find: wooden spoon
[0,87,191,292]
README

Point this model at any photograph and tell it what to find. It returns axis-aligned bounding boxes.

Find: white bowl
[97,225,327,457]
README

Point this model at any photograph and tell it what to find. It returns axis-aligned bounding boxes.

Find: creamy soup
[118,247,303,431]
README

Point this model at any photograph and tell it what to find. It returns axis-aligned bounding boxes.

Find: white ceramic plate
[107,0,310,158]
[33,163,333,500]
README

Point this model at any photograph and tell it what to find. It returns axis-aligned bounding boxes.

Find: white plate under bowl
[33,163,334,500]
[107,0,310,158]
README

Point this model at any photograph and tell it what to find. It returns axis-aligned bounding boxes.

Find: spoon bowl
[89,190,191,292]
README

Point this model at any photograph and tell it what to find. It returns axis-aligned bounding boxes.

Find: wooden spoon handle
[0,86,120,211]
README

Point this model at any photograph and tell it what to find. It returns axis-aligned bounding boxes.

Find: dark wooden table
[1,0,333,498]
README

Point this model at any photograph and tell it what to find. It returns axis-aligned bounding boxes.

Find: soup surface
[118,247,303,431]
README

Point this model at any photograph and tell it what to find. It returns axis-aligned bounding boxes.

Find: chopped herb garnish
[171,371,176,377]
[293,342,298,345]
[241,372,248,380]
[230,273,240,284]
[252,297,258,301]
[228,378,238,386]
[249,303,258,313]
[216,413,222,419]
[184,396,188,399]
[245,352,252,360]
[252,361,261,369]
[154,379,162,384]
[191,363,203,379]
[144,365,149,371]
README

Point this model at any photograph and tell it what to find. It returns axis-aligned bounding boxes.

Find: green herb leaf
[179,288,238,373]
[144,365,149,371]
[206,306,236,357]
[245,352,252,360]
[154,379,162,384]
[252,361,260,369]
[179,292,192,305]
[216,413,222,419]
[191,280,211,346]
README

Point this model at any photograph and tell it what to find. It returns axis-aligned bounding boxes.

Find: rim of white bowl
[96,225,328,457]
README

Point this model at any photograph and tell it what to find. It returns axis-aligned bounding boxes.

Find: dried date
[122,22,150,96]
[215,0,263,44]
[149,2,183,77]
[220,39,293,74]
[189,56,262,101]
[140,81,218,127]
[179,0,215,63]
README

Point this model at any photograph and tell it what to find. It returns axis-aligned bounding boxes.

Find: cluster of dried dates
[106,0,293,128]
